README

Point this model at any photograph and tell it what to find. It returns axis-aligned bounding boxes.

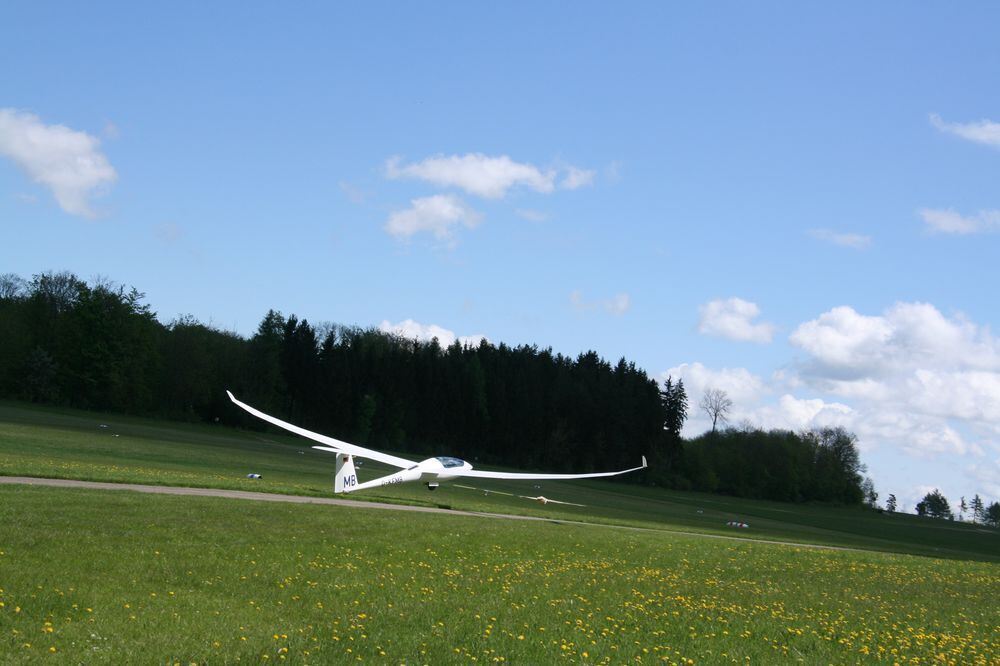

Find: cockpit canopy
[436,456,466,469]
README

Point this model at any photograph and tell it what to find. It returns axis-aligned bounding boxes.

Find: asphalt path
[0,475,864,553]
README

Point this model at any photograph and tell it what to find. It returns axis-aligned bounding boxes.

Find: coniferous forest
[0,271,871,504]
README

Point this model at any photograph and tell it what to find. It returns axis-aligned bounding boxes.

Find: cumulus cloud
[930,113,1000,149]
[386,153,554,199]
[791,302,1000,379]
[384,194,482,243]
[919,208,1000,235]
[570,290,631,316]
[754,395,856,432]
[385,153,594,199]
[664,362,766,407]
[808,228,872,249]
[378,319,487,348]
[789,306,894,377]
[0,108,117,217]
[698,298,775,343]
[789,301,1000,455]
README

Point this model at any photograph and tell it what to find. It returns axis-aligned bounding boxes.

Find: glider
[227,391,646,493]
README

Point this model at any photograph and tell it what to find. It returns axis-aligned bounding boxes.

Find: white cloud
[386,153,555,199]
[570,290,631,316]
[789,301,1000,456]
[385,153,594,199]
[754,394,855,432]
[0,108,117,217]
[559,166,595,190]
[808,228,872,249]
[790,305,893,377]
[967,458,1000,499]
[378,319,487,348]
[698,297,775,343]
[919,208,1000,235]
[930,113,1000,149]
[384,194,482,243]
[664,362,766,407]
[792,302,1000,379]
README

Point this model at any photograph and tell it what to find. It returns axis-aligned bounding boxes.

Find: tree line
[886,489,1000,527]
[0,270,955,510]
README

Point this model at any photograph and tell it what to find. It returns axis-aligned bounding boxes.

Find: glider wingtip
[642,455,647,468]
[226,389,236,402]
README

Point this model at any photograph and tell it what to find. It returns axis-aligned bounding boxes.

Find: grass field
[2,485,998,664]
[1,401,997,561]
[1,401,999,663]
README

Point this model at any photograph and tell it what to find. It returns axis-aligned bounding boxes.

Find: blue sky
[3,2,999,512]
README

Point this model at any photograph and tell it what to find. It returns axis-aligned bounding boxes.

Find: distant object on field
[246,473,262,479]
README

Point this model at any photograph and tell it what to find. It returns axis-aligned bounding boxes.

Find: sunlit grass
[1,486,998,664]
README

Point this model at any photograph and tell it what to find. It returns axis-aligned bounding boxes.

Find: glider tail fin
[334,453,359,493]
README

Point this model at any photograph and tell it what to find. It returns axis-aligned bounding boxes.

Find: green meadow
[1,401,999,664]
[2,485,999,665]
[1,401,997,561]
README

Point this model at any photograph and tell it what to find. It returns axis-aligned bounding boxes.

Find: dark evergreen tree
[985,501,1000,528]
[885,493,897,513]
[970,494,984,524]
[660,376,688,438]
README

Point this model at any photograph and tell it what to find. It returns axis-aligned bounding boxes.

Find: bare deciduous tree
[700,388,732,433]
[0,273,27,300]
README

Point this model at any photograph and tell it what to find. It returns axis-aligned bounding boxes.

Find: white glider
[227,391,646,493]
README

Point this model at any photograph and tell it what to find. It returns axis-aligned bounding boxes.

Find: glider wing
[456,456,647,481]
[226,391,417,469]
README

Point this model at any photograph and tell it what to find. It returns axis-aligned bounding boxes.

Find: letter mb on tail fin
[334,454,358,493]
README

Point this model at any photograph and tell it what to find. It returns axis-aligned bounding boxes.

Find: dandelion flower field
[2,485,998,664]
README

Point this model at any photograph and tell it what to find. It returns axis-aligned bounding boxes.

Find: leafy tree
[885,493,897,513]
[861,477,878,508]
[699,388,732,433]
[917,489,953,519]
[808,427,865,504]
